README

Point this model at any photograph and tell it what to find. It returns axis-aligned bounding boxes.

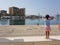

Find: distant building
[19,8,25,17]
[9,7,25,16]
[0,10,7,14]
[9,6,25,19]
[57,15,60,20]
[9,7,20,16]
[0,10,7,16]
[26,15,42,19]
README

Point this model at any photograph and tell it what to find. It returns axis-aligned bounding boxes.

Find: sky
[0,0,60,16]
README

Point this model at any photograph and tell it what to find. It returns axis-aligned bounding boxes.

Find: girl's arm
[49,16,54,20]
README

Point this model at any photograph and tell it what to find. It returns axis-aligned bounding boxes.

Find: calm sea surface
[25,18,59,25]
[0,17,60,25]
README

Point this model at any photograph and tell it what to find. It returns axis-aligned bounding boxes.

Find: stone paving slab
[0,36,60,42]
[0,25,60,37]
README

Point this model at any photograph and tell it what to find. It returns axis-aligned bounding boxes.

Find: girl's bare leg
[47,31,50,39]
[46,31,50,39]
[46,31,48,39]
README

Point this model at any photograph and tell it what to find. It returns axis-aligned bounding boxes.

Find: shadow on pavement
[0,38,24,42]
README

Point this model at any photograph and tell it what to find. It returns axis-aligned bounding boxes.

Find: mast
[37,13,40,25]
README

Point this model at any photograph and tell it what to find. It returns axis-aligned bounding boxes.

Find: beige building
[19,8,25,17]
[9,7,20,16]
[9,7,25,17]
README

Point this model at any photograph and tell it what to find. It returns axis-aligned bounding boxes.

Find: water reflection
[0,19,10,26]
[10,19,25,25]
[25,18,58,25]
[0,18,59,25]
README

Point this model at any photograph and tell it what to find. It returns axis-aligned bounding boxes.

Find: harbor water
[0,17,60,25]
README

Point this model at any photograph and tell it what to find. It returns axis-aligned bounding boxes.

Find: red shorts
[45,26,51,32]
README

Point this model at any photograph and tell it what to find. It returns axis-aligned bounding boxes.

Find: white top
[44,19,50,27]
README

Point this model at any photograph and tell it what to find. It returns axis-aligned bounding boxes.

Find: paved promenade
[0,25,60,37]
[0,36,60,42]
[0,25,60,45]
[0,36,60,45]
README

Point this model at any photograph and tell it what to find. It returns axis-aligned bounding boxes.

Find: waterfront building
[9,6,25,25]
[9,7,20,16]
[56,14,60,20]
[0,10,7,14]
[0,10,7,16]
[9,6,25,19]
[19,8,25,18]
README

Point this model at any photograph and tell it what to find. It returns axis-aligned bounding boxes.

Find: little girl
[44,15,53,39]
